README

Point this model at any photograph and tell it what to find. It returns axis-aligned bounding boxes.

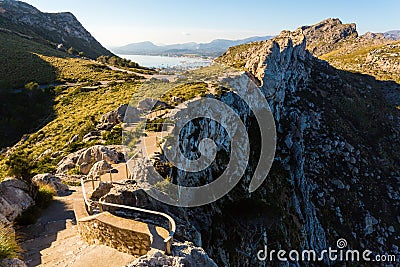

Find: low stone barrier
[74,201,153,256]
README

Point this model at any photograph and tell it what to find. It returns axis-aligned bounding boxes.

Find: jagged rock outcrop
[213,23,400,266]
[87,160,112,179]
[301,18,358,56]
[97,104,128,130]
[0,178,34,224]
[301,19,399,85]
[0,0,113,58]
[0,258,27,267]
[56,145,123,175]
[82,131,102,143]
[116,22,400,266]
[128,242,218,267]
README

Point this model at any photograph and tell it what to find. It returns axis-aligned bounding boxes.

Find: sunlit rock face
[95,24,400,266]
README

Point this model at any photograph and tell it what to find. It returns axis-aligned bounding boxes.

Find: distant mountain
[384,30,400,40]
[0,0,113,59]
[113,36,274,57]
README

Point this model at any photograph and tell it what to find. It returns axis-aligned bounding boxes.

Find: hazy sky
[23,0,400,48]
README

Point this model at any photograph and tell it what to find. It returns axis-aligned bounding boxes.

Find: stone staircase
[18,187,136,267]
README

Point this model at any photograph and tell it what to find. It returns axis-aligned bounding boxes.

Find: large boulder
[97,104,129,130]
[128,242,217,267]
[56,145,121,175]
[0,178,34,223]
[0,258,27,267]
[89,182,114,201]
[137,98,169,111]
[87,160,112,180]
[100,183,149,208]
[32,173,69,194]
[116,104,128,122]
[82,131,102,143]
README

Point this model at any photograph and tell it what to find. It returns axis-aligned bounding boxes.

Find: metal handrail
[80,177,176,255]
[80,177,93,215]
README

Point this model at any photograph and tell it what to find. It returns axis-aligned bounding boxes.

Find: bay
[117,54,212,69]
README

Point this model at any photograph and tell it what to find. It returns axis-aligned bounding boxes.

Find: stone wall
[74,202,152,256]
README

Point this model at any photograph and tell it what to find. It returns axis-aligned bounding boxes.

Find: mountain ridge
[0,0,113,59]
[113,36,273,57]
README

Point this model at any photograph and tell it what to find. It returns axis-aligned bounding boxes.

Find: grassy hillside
[0,80,142,179]
[0,31,142,150]
[0,32,141,89]
[320,40,400,84]
[0,31,67,89]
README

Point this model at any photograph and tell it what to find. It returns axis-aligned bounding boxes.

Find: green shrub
[103,125,122,145]
[5,151,33,183]
[15,184,55,226]
[161,82,208,103]
[145,118,166,132]
[36,183,56,208]
[154,176,177,194]
[24,82,39,90]
[97,55,140,68]
[0,224,20,260]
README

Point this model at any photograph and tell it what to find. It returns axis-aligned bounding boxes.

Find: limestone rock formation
[128,242,218,267]
[82,131,102,143]
[56,145,122,175]
[0,178,34,224]
[0,0,113,59]
[77,22,400,265]
[137,99,170,111]
[87,160,112,180]
[96,104,130,130]
[301,18,358,56]
[0,258,27,267]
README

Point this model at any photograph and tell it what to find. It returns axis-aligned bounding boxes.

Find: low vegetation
[0,224,20,260]
[320,40,400,83]
[0,32,65,89]
[145,118,166,132]
[161,82,208,103]
[0,80,141,180]
[215,41,262,69]
[97,55,140,68]
[39,55,141,83]
[15,183,56,225]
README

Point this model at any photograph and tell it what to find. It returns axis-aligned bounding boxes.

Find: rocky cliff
[100,22,400,266]
[300,18,400,85]
[78,22,400,266]
[214,24,399,266]
[0,0,113,59]
[301,18,358,56]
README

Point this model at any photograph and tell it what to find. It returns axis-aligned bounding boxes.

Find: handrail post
[91,175,95,190]
[166,239,172,255]
[99,203,103,213]
[125,163,129,179]
[109,169,113,183]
